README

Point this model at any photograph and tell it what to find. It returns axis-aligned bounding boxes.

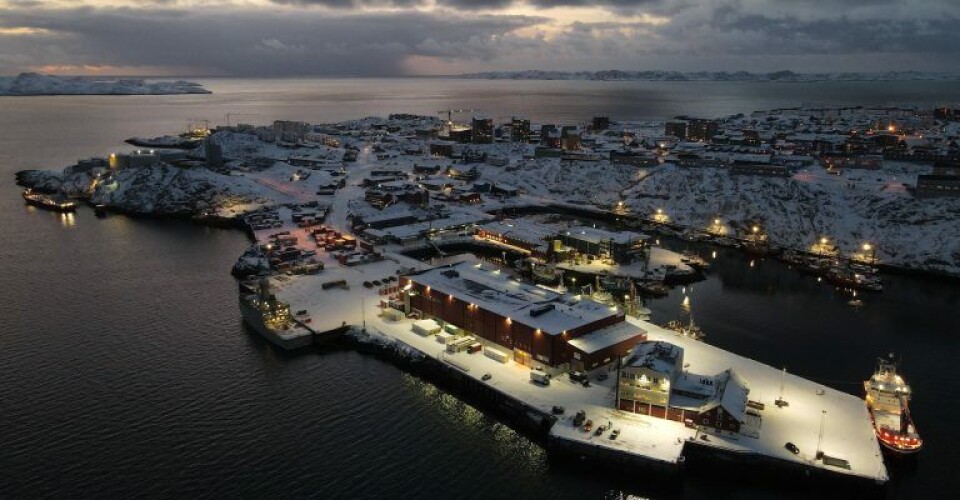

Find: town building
[472,116,494,144]
[511,117,531,143]
[273,120,310,142]
[617,341,751,433]
[610,150,659,167]
[402,262,646,369]
[665,121,688,139]
[729,163,791,177]
[475,219,559,257]
[592,116,610,131]
[916,174,960,197]
[108,151,164,170]
[687,119,719,142]
[559,226,649,264]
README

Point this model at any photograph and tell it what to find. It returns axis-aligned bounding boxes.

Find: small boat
[639,281,669,297]
[864,356,922,455]
[22,189,77,212]
[680,251,710,270]
[664,318,706,341]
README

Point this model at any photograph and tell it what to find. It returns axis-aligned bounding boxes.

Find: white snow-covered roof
[408,262,621,335]
[478,219,559,247]
[567,322,646,354]
[375,213,492,240]
[699,369,750,421]
[564,225,649,245]
[625,340,683,375]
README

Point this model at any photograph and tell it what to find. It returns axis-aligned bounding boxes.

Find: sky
[0,0,958,77]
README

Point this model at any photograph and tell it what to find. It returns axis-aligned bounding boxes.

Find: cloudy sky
[1,0,958,76]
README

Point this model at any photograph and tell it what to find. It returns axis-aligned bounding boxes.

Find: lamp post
[816,410,828,459]
[862,242,874,265]
[818,237,829,260]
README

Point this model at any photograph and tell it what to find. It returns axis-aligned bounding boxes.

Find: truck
[530,368,551,386]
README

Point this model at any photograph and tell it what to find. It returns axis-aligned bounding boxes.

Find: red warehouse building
[401,262,645,370]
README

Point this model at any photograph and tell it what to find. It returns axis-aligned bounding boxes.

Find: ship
[864,356,922,455]
[22,188,77,212]
[664,317,706,341]
[238,278,315,350]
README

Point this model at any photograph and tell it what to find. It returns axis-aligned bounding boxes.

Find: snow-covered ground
[265,268,886,481]
[0,73,210,95]
[621,163,960,275]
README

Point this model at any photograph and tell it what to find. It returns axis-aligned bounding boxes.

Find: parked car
[573,410,586,427]
[785,442,800,455]
[594,424,606,436]
[609,429,620,440]
[481,373,492,382]
[551,405,565,415]
[569,370,588,383]
[583,420,593,432]
[363,281,373,288]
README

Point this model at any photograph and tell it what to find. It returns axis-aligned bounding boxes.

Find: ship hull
[239,298,314,351]
[877,437,922,456]
[23,193,77,212]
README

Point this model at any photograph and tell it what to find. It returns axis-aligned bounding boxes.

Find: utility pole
[776,367,789,407]
[361,295,366,333]
[817,410,827,459]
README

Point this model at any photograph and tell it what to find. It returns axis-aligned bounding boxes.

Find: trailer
[382,308,404,322]
[412,319,441,336]
[484,346,509,364]
[446,337,474,353]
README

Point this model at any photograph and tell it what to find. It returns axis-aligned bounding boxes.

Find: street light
[862,242,875,264]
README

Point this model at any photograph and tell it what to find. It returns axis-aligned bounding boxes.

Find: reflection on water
[59,212,76,228]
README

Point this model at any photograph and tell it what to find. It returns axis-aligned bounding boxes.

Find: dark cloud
[0,7,543,75]
[0,0,957,75]
[271,0,517,9]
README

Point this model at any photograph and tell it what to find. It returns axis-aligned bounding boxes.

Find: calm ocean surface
[1,78,957,499]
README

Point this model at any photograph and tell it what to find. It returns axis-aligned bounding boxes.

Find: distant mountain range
[458,70,959,82]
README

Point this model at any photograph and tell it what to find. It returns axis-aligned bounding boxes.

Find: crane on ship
[436,109,475,135]
[185,118,210,138]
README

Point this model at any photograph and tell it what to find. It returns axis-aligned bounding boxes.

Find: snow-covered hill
[0,73,211,95]
[460,70,960,82]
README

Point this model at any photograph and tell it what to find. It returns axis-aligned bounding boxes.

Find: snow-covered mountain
[459,70,959,82]
[0,73,211,95]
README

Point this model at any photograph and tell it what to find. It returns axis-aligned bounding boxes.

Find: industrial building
[401,262,646,370]
[559,226,649,264]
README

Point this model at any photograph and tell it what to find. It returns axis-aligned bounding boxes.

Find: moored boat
[864,356,922,455]
[22,189,77,212]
